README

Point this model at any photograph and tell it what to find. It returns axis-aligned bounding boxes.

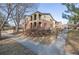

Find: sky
[8,3,68,26]
[37,3,68,24]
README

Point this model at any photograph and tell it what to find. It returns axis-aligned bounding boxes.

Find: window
[39,14,41,20]
[34,22,36,27]
[39,22,41,25]
[31,16,32,21]
[30,23,32,28]
[39,22,41,27]
[34,14,36,20]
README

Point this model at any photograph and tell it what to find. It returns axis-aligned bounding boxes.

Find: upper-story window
[39,14,41,20]
[34,14,36,20]
[31,16,32,21]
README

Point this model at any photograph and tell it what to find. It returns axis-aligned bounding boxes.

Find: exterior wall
[23,12,57,31]
[25,20,52,30]
[41,15,51,21]
[52,21,55,28]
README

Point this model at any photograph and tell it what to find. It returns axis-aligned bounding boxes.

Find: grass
[65,30,79,54]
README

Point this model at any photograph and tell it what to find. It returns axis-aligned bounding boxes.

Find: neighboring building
[22,11,63,32]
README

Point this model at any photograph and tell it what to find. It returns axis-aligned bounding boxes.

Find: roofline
[25,11,57,22]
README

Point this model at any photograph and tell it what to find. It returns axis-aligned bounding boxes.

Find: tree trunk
[15,4,19,33]
[0,29,1,38]
[15,24,19,33]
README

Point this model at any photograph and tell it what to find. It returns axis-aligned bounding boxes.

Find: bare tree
[0,3,39,37]
[10,3,39,33]
[0,3,16,37]
[0,12,4,37]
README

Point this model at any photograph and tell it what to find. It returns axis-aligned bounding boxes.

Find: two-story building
[23,11,56,32]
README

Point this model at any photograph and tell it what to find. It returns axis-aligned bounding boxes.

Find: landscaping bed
[24,29,53,37]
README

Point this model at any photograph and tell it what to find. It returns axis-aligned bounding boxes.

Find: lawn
[64,30,79,54]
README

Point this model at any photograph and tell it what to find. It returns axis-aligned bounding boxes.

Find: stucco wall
[23,12,56,31]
